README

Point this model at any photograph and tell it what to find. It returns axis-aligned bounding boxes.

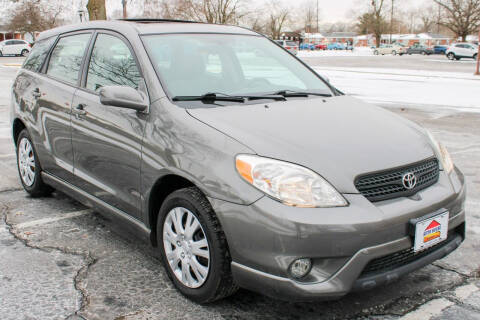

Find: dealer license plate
[413,212,449,252]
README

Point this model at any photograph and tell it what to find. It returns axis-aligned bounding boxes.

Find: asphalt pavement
[0,55,479,320]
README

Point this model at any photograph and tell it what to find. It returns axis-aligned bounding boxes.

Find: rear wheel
[447,52,455,60]
[421,51,426,55]
[16,129,54,197]
[21,49,29,57]
[374,50,379,55]
[0,50,3,57]
[392,50,397,56]
[157,187,238,303]
[474,53,477,60]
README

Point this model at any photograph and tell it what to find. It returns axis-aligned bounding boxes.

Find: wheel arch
[12,118,27,147]
[147,173,198,246]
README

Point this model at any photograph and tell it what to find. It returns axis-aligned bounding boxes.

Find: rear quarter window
[23,37,56,72]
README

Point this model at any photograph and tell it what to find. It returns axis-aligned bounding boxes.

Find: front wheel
[392,50,397,56]
[21,49,29,57]
[157,187,238,303]
[421,51,426,55]
[474,54,477,61]
[374,50,379,55]
[0,50,3,57]
[16,129,54,197]
[447,52,455,60]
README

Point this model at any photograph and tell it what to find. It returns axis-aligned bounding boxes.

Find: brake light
[28,43,32,47]
[286,46,291,49]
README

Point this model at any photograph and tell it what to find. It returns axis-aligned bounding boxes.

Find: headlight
[426,130,454,173]
[235,154,347,208]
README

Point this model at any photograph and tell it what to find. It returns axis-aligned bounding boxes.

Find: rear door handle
[32,88,41,98]
[72,104,87,119]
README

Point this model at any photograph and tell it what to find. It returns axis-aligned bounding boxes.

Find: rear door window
[23,37,56,72]
[47,33,91,85]
[86,33,141,92]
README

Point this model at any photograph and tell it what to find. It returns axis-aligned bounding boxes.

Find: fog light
[289,258,312,279]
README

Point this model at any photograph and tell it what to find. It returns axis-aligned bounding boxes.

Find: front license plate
[413,212,449,252]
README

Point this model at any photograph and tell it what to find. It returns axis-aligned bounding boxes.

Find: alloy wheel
[163,207,210,288]
[18,137,36,187]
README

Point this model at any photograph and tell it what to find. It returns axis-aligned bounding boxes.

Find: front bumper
[209,168,466,300]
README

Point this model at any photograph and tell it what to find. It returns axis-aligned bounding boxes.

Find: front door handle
[32,88,41,98]
[72,104,87,119]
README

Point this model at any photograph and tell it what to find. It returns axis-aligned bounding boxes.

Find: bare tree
[434,0,480,41]
[267,6,289,39]
[161,0,246,24]
[6,0,64,40]
[87,0,106,20]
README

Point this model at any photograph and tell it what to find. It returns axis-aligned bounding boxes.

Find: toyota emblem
[402,172,417,190]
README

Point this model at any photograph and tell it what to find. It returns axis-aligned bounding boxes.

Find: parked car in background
[0,39,31,56]
[433,45,448,54]
[274,40,298,55]
[406,44,434,55]
[11,19,466,303]
[299,43,315,50]
[373,44,405,55]
[315,44,327,50]
[327,42,345,50]
[446,43,478,60]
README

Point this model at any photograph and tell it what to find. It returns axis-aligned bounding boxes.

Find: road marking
[455,284,479,300]
[14,209,94,229]
[0,154,15,158]
[2,63,22,67]
[400,298,454,320]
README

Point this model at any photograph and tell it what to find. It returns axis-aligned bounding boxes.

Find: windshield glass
[142,34,331,98]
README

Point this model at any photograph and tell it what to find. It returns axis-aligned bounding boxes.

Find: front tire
[447,52,455,60]
[157,187,238,303]
[392,50,397,56]
[374,50,379,55]
[21,49,29,57]
[474,54,477,61]
[16,129,54,197]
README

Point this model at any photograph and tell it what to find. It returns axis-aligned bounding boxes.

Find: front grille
[360,231,456,277]
[354,158,440,202]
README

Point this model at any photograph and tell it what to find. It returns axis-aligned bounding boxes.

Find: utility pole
[122,0,127,19]
[475,29,480,76]
[316,0,319,33]
[390,0,394,44]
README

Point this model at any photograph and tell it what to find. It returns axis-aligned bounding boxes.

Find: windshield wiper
[172,92,287,103]
[274,90,332,97]
[173,93,245,103]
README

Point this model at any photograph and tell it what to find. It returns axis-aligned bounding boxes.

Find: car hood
[187,95,435,193]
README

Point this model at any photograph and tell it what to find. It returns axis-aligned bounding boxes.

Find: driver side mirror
[99,86,148,112]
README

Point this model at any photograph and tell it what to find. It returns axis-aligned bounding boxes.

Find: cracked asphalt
[1,56,479,319]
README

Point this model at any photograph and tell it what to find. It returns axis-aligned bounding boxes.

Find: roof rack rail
[118,18,199,24]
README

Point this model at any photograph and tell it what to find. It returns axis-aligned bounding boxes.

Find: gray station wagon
[10,19,466,303]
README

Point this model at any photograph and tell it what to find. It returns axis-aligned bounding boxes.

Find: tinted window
[286,41,297,46]
[5,41,14,46]
[23,37,55,72]
[86,34,141,92]
[13,40,25,45]
[47,33,91,85]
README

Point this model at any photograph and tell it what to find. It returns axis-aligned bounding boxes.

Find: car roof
[37,19,259,41]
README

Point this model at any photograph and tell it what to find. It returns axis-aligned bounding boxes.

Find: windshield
[142,34,332,99]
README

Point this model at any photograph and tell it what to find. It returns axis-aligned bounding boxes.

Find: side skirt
[42,172,151,243]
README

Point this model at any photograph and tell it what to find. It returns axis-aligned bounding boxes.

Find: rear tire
[157,187,238,303]
[392,50,397,56]
[474,54,477,61]
[0,50,3,57]
[16,129,54,197]
[447,52,455,60]
[374,50,379,55]
[21,49,28,57]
